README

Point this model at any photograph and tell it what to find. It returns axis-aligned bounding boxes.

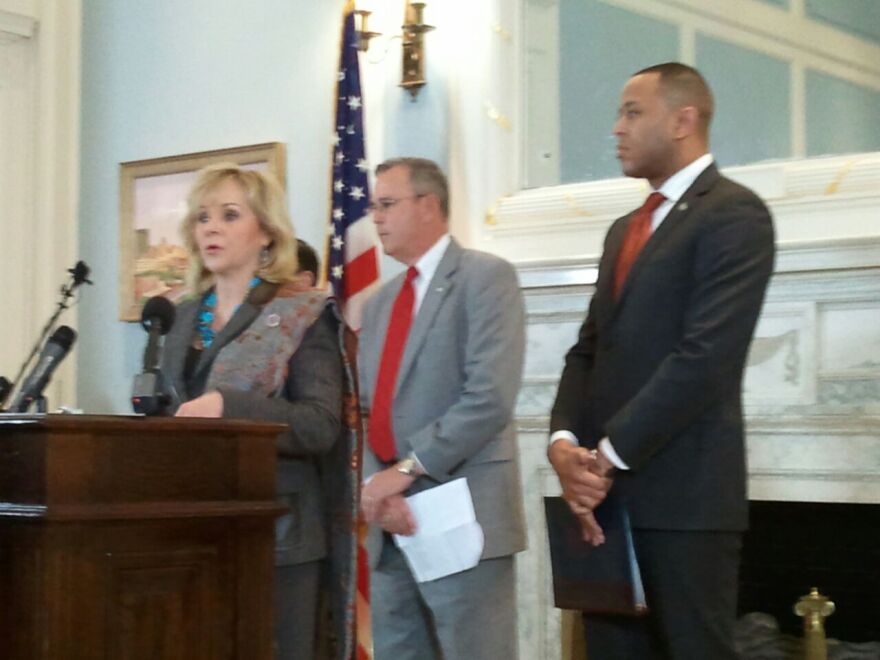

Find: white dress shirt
[412,233,451,313]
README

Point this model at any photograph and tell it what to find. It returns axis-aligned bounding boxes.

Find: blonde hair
[181,163,299,293]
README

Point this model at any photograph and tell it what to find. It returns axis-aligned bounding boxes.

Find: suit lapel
[595,216,630,327]
[393,239,460,397]
[614,164,721,307]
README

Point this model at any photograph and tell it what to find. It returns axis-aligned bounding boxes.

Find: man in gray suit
[358,157,527,659]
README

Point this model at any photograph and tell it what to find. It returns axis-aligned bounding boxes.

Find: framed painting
[118,142,286,321]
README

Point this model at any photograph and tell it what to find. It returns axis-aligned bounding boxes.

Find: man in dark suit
[548,62,775,659]
[358,158,526,659]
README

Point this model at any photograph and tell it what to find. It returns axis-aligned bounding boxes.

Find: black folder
[544,494,648,616]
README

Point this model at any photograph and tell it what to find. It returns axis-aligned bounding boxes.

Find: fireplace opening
[738,500,880,644]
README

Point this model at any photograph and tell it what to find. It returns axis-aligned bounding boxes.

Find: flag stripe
[345,214,380,260]
[342,281,381,333]
[344,248,380,298]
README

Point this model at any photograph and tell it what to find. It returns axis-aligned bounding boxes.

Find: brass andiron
[794,588,835,660]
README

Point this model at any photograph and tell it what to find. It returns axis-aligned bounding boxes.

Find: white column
[0,0,80,409]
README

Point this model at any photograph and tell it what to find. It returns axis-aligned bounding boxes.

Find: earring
[259,245,270,267]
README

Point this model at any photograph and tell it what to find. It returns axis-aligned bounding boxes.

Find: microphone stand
[2,262,92,411]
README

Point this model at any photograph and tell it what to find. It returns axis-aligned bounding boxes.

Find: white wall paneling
[0,0,80,409]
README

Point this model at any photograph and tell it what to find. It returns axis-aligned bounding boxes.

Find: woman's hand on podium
[175,390,224,417]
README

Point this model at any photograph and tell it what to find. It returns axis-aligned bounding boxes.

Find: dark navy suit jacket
[551,163,775,532]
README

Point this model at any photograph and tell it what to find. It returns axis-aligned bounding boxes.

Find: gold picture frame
[118,142,286,321]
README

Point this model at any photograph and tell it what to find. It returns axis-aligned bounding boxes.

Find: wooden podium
[0,414,285,660]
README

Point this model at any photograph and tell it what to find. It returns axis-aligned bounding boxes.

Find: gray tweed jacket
[161,283,344,566]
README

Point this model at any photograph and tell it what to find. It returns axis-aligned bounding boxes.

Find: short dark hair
[635,62,714,135]
[375,157,449,218]
[296,239,319,280]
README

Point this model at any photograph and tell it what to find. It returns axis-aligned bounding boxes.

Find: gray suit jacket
[358,238,527,566]
[162,284,344,566]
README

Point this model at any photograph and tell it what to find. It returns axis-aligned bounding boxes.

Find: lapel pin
[435,286,444,293]
[677,202,688,212]
[266,313,281,328]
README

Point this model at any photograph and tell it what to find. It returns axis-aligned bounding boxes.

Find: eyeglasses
[367,194,425,213]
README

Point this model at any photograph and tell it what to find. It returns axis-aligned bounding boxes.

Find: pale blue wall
[756,0,789,9]
[696,35,790,166]
[559,0,677,183]
[806,0,880,45]
[806,70,880,156]
[556,0,880,184]
[382,59,449,166]
[77,0,443,412]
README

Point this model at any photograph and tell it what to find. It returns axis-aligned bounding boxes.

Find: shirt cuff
[599,437,630,471]
[549,430,579,447]
[410,451,428,476]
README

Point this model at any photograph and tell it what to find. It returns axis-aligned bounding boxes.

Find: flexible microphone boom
[131,296,176,415]
[5,260,92,410]
[9,325,77,413]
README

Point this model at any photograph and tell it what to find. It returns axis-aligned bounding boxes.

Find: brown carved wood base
[0,415,284,660]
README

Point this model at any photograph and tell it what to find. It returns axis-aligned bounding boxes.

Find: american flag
[326,2,381,332]
[328,5,377,660]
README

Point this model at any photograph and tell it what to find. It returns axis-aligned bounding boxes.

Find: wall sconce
[354,1,435,101]
[353,10,380,52]
[400,1,434,100]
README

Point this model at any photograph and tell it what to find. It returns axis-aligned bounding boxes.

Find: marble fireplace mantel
[509,235,880,659]
[513,235,880,505]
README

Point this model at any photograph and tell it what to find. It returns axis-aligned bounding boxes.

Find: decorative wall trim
[500,150,880,223]
[489,152,880,263]
[746,415,880,435]
[774,236,880,274]
[0,14,32,40]
[0,6,35,39]
[609,0,880,85]
[518,261,597,289]
[515,235,880,290]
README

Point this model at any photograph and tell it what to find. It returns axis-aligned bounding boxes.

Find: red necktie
[368,266,418,462]
[613,191,666,298]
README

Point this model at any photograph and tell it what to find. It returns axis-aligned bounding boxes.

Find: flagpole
[324,3,377,659]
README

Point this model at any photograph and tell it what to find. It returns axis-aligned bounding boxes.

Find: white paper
[393,477,484,583]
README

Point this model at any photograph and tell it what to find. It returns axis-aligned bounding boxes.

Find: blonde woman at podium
[161,163,358,660]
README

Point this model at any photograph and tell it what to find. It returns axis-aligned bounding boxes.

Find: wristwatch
[396,456,419,476]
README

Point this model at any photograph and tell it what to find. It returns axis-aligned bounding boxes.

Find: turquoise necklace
[197,276,261,348]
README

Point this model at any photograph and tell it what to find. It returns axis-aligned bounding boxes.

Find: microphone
[131,296,176,415]
[68,260,93,286]
[9,325,77,413]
